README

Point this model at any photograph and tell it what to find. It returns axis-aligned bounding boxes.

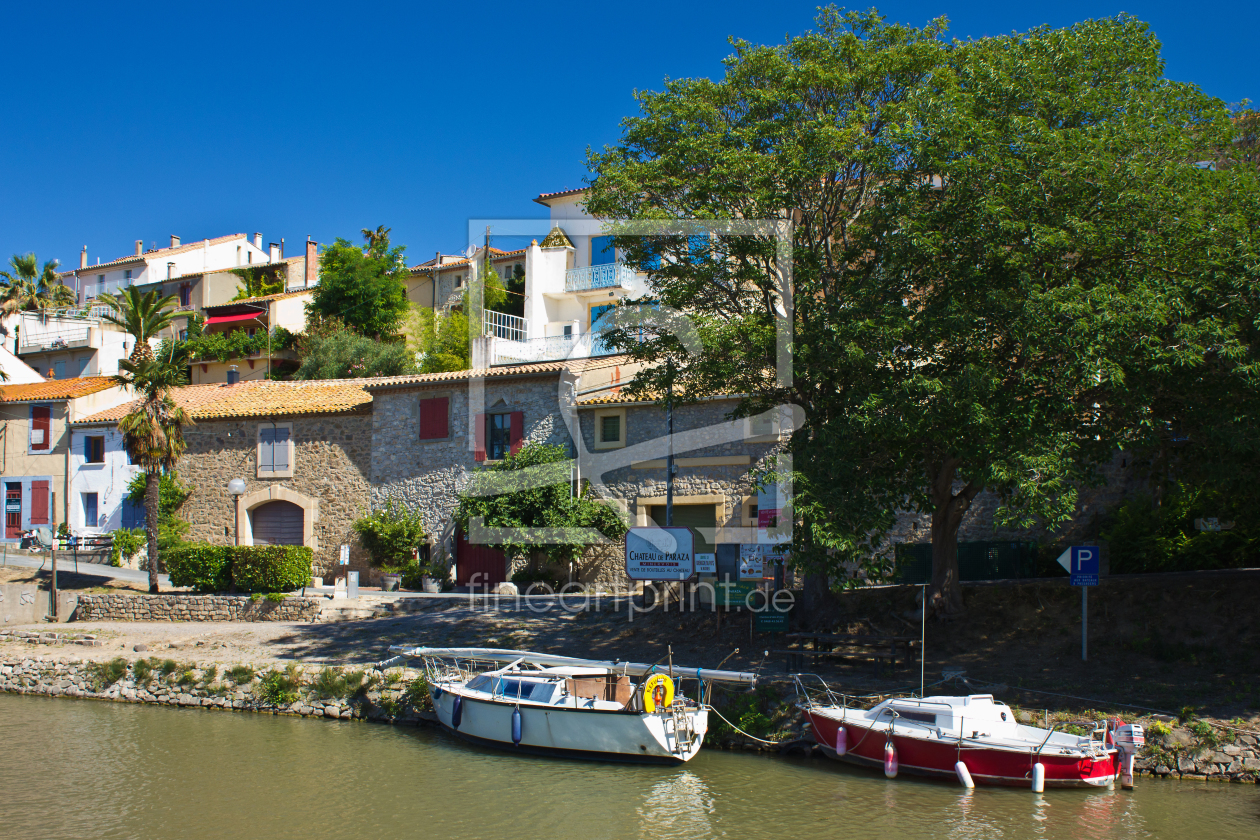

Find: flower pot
[380,573,401,592]
[421,576,440,594]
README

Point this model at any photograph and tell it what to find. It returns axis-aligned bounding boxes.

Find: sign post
[1056,546,1099,661]
[625,527,695,581]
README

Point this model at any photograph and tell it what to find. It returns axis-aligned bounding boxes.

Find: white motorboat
[386,647,757,764]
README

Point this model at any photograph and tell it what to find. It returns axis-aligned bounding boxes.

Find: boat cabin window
[895,710,937,725]
[472,677,556,702]
[466,675,493,692]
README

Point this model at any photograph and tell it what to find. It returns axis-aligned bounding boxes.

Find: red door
[5,483,21,539]
[455,525,506,588]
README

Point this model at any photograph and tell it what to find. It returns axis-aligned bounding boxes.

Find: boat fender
[1032,762,1045,793]
[883,741,898,779]
[452,695,463,730]
[955,761,974,789]
[511,706,522,747]
[433,687,443,701]
[834,726,847,757]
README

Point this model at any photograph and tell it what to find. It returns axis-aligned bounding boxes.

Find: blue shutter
[259,428,274,471]
[591,236,615,266]
[122,498,146,529]
[272,427,290,470]
[83,493,98,527]
[82,436,90,460]
[77,357,88,376]
[54,360,66,379]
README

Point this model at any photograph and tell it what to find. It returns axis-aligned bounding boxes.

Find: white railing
[484,310,528,342]
[488,332,616,366]
[564,263,638,293]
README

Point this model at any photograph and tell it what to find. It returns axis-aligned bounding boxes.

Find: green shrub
[258,667,301,706]
[1149,720,1172,738]
[177,669,196,687]
[403,675,431,710]
[312,667,356,700]
[202,665,218,684]
[87,658,128,691]
[133,658,154,683]
[230,545,312,593]
[166,545,232,592]
[226,665,254,685]
[109,528,146,567]
[160,659,179,678]
[353,500,428,573]
[264,592,287,603]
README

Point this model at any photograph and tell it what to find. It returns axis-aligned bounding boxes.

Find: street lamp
[228,478,247,546]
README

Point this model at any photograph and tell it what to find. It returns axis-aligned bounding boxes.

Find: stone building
[77,379,375,582]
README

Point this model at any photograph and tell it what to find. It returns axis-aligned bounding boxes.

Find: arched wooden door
[251,500,304,546]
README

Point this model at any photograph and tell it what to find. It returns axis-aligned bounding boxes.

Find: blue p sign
[1071,546,1099,585]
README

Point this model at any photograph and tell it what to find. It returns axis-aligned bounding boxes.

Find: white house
[66,233,274,303]
[67,422,144,535]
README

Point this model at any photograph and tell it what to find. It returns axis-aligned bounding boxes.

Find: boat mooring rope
[708,705,785,745]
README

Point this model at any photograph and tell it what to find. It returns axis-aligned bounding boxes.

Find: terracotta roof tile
[365,355,630,391]
[71,234,250,274]
[203,289,313,309]
[0,377,120,403]
[534,187,588,205]
[75,379,375,424]
[408,249,526,274]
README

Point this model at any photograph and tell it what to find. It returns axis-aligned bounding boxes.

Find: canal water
[2,694,1256,840]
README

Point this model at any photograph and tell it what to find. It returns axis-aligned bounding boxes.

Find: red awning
[205,312,261,325]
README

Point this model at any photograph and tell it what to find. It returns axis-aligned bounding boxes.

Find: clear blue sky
[2,1,1253,272]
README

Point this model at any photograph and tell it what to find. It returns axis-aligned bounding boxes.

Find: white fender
[955,760,975,789]
[1032,762,1045,793]
[834,726,847,757]
[884,741,898,779]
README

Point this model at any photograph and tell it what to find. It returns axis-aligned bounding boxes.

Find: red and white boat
[799,684,1143,790]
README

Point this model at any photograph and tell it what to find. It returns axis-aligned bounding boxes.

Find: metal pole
[1081,586,1088,662]
[920,583,926,697]
[665,359,674,528]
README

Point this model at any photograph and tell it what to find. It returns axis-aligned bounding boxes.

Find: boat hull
[432,688,706,765]
[804,709,1118,788]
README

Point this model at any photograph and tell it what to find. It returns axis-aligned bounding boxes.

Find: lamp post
[228,479,246,546]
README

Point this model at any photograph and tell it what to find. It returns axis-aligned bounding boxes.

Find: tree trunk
[926,458,982,617]
[145,470,161,594]
[800,572,837,629]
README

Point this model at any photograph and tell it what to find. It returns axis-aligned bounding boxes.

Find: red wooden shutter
[419,397,449,440]
[509,411,524,455]
[30,480,49,524]
[31,406,51,451]
[473,413,486,461]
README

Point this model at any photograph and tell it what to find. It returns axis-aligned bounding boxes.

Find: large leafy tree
[587,9,1260,615]
[111,346,193,593]
[293,320,417,379]
[309,234,410,338]
[455,443,629,568]
[100,286,179,363]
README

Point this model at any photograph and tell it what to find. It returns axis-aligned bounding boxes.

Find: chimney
[226,365,240,385]
[268,242,280,263]
[279,238,285,259]
[305,237,317,286]
[167,262,176,280]
[79,246,87,269]
[170,234,180,249]
[135,240,143,256]
[253,232,263,249]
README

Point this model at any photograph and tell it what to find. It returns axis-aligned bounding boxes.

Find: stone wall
[74,593,321,622]
[177,412,374,582]
[369,374,572,559]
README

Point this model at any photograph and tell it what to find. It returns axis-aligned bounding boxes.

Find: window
[77,356,89,376]
[30,405,51,451]
[591,235,615,266]
[745,409,780,442]
[418,397,450,440]
[257,423,293,477]
[53,360,66,380]
[121,497,146,529]
[593,407,625,450]
[563,324,572,338]
[474,411,523,461]
[179,330,188,341]
[179,284,191,307]
[741,497,759,527]
[82,493,98,528]
[84,436,105,464]
[590,303,615,332]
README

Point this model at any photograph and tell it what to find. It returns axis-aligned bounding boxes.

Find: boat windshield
[465,675,556,703]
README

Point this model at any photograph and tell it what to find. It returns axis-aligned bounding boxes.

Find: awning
[205,312,261,325]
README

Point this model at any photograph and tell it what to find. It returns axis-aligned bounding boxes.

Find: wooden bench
[779,631,919,673]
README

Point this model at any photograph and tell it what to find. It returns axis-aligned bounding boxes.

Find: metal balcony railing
[484,310,528,342]
[564,263,638,293]
[488,332,616,366]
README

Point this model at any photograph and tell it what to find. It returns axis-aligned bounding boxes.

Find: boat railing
[792,673,849,711]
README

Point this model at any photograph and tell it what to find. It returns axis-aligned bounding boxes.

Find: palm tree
[361,225,391,252]
[99,287,179,363]
[0,253,68,313]
[111,347,193,593]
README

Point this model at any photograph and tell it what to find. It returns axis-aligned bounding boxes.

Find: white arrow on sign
[1055,548,1073,574]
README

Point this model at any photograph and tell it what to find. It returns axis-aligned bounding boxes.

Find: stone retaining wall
[74,594,322,622]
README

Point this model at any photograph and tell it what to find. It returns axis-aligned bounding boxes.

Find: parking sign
[1056,545,1099,586]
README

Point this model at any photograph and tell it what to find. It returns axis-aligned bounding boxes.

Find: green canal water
[2,694,1257,840]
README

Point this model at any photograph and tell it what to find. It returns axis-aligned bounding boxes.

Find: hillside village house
[76,379,375,581]
[188,289,315,384]
[0,378,132,541]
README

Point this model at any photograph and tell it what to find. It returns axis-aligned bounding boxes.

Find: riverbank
[4,651,1258,783]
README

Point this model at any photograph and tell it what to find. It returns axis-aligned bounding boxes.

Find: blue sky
[1,1,1253,272]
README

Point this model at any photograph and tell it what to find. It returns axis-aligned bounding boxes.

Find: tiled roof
[408,249,527,274]
[203,289,313,309]
[76,379,375,424]
[534,187,588,205]
[365,355,630,391]
[0,377,120,403]
[71,234,250,274]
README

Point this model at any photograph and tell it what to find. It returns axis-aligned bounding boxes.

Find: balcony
[17,311,105,354]
[483,332,616,366]
[564,263,638,293]
[484,310,527,342]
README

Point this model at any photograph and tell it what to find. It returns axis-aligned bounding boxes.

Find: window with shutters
[418,396,450,441]
[82,493,99,528]
[593,407,626,450]
[30,405,52,452]
[84,436,105,464]
[476,411,524,461]
[29,480,49,525]
[121,497,146,529]
[257,422,294,478]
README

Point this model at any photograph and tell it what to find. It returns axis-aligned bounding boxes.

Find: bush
[109,527,146,567]
[353,500,428,573]
[164,544,312,593]
[87,658,128,691]
[258,667,301,706]
[165,545,232,592]
[226,665,255,685]
[231,545,312,593]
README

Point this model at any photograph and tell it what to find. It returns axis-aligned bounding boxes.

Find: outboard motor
[1112,722,1145,789]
